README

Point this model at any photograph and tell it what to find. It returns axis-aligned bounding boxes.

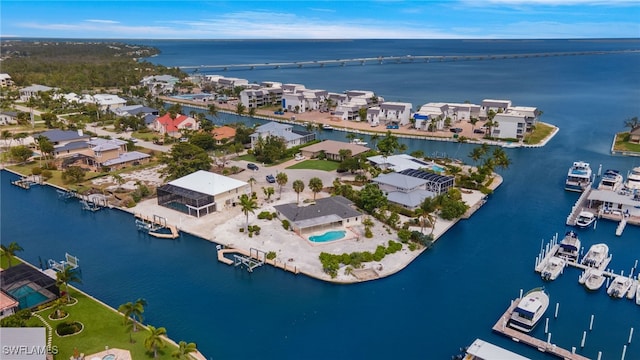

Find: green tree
[208,104,218,119]
[376,131,401,158]
[235,102,246,116]
[357,183,387,213]
[56,264,82,302]
[112,173,125,191]
[262,186,275,201]
[144,325,167,359]
[492,147,511,170]
[248,107,257,117]
[253,135,287,164]
[292,179,304,204]
[189,133,216,151]
[172,341,197,359]
[61,166,86,184]
[239,193,258,232]
[308,177,323,200]
[276,172,288,197]
[9,146,32,163]
[118,298,147,333]
[0,241,23,268]
[35,136,54,164]
[1,130,12,151]
[624,116,639,130]
[247,176,257,194]
[358,108,368,122]
[161,143,212,180]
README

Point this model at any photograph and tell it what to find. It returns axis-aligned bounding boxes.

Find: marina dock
[492,299,589,360]
[11,175,42,189]
[217,246,299,274]
[134,214,180,239]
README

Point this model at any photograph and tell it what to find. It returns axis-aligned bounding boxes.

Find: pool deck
[84,348,132,360]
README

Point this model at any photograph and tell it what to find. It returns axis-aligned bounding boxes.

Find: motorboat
[540,256,565,281]
[565,161,592,192]
[350,139,368,146]
[460,339,530,360]
[508,287,549,333]
[581,243,609,268]
[607,275,633,298]
[625,166,640,190]
[575,211,596,228]
[628,279,638,301]
[322,124,333,130]
[636,275,640,306]
[557,231,581,261]
[597,169,624,191]
[580,268,606,291]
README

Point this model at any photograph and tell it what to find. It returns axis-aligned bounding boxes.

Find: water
[308,230,346,243]
[3,39,640,359]
[8,284,48,309]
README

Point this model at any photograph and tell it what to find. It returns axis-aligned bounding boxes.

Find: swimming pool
[102,355,116,360]
[8,284,48,309]
[431,165,446,174]
[309,230,346,243]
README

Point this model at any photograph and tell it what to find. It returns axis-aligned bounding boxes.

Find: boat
[580,268,606,291]
[597,169,624,191]
[322,124,333,130]
[607,275,633,298]
[625,166,640,190]
[565,161,592,192]
[581,243,609,268]
[508,287,549,333]
[540,256,565,281]
[628,279,638,301]
[350,139,367,146]
[574,211,596,228]
[636,275,640,306]
[459,339,530,360]
[556,231,581,261]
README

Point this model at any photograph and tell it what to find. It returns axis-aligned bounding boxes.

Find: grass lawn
[613,132,640,153]
[523,122,555,144]
[286,159,340,171]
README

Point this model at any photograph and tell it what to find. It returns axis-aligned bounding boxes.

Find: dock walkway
[217,246,300,274]
[134,213,180,239]
[492,299,589,360]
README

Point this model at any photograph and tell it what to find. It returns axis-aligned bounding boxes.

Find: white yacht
[636,275,640,306]
[350,139,368,146]
[597,169,624,191]
[541,257,565,281]
[628,279,638,301]
[322,124,333,130]
[565,161,592,192]
[581,243,609,268]
[575,211,596,228]
[557,231,581,261]
[580,268,606,291]
[607,275,633,298]
[508,288,549,333]
[625,166,640,190]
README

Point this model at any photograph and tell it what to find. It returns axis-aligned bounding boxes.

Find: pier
[11,175,42,189]
[492,299,589,360]
[178,50,640,72]
[134,214,180,239]
[216,246,299,274]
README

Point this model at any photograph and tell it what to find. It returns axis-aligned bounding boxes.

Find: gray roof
[144,114,158,125]
[274,196,361,228]
[102,151,150,166]
[127,106,158,116]
[387,190,434,208]
[38,129,89,143]
[372,172,428,190]
[588,189,640,207]
[55,140,89,152]
[1,111,18,117]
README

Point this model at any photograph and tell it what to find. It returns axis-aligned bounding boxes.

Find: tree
[145,325,167,359]
[208,104,218,119]
[160,143,212,180]
[172,341,197,359]
[239,193,258,232]
[56,265,82,302]
[492,147,511,170]
[189,133,216,151]
[118,298,147,334]
[253,135,287,164]
[112,174,125,191]
[357,183,387,213]
[0,242,23,268]
[624,116,639,130]
[370,133,380,150]
[9,146,33,163]
[276,172,288,197]
[235,102,246,116]
[35,136,54,164]
[308,177,323,200]
[1,130,12,151]
[248,107,257,117]
[61,166,86,184]
[358,108,368,122]
[292,179,304,204]
[262,186,275,201]
[247,177,256,194]
[377,131,402,158]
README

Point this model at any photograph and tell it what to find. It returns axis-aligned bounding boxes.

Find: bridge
[179,50,640,72]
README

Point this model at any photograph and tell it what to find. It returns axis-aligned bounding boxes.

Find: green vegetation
[319,240,405,278]
[160,142,212,180]
[286,159,340,171]
[523,122,555,144]
[613,132,640,153]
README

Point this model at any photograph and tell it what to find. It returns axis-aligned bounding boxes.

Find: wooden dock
[492,299,590,360]
[134,213,180,239]
[217,246,299,274]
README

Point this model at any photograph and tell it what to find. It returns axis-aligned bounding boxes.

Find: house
[87,94,127,111]
[481,99,512,117]
[140,75,180,95]
[113,105,159,118]
[156,170,250,217]
[367,154,432,172]
[38,129,90,148]
[300,140,369,161]
[0,264,60,311]
[378,102,412,126]
[399,168,455,195]
[211,126,236,145]
[282,93,305,113]
[153,113,199,138]
[371,173,435,210]
[53,137,150,171]
[19,84,55,101]
[274,196,362,235]
[0,73,14,87]
[0,291,19,319]
[490,111,527,140]
[629,126,640,144]
[0,111,18,125]
[249,122,315,149]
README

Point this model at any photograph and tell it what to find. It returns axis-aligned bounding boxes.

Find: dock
[492,299,589,360]
[134,214,180,239]
[216,246,299,274]
[11,175,42,190]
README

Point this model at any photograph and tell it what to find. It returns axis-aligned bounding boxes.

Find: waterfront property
[156,170,249,217]
[249,121,315,149]
[0,264,60,310]
[371,172,435,210]
[0,291,19,319]
[273,196,362,235]
[367,154,431,172]
[152,113,199,138]
[299,140,369,161]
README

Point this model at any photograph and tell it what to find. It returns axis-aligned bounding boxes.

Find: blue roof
[38,129,89,143]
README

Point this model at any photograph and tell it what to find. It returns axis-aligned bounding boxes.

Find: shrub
[373,246,386,262]
[41,170,52,180]
[56,321,83,336]
[239,228,244,232]
[31,167,42,175]
[281,219,290,230]
[257,211,273,220]
[386,240,403,254]
[266,251,276,260]
[364,227,373,238]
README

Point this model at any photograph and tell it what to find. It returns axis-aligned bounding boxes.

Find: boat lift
[233,248,266,272]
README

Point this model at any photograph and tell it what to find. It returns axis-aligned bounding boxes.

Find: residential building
[629,126,640,144]
[211,126,236,145]
[481,99,512,117]
[153,113,199,138]
[88,94,127,111]
[367,154,432,172]
[157,170,250,217]
[282,83,306,93]
[0,111,18,125]
[0,73,14,87]
[113,105,159,118]
[491,111,527,140]
[140,75,180,95]
[0,291,19,319]
[371,172,435,210]
[249,122,315,149]
[378,102,412,126]
[19,84,55,101]
[300,140,369,161]
[274,196,362,235]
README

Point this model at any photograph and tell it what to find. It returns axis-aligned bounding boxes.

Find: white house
[481,99,512,117]
[371,172,435,210]
[249,122,315,149]
[0,74,14,87]
[491,112,527,139]
[0,111,18,125]
[140,75,180,95]
[282,93,305,113]
[19,84,55,101]
[89,94,127,111]
[379,102,412,126]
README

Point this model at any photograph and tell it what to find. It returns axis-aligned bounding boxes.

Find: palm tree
[370,133,380,151]
[248,107,257,117]
[492,147,511,170]
[308,177,323,200]
[56,264,82,302]
[414,208,427,233]
[1,130,12,151]
[624,116,639,130]
[239,193,258,231]
[247,176,256,194]
[112,173,125,191]
[144,325,167,359]
[262,186,274,201]
[118,298,147,332]
[208,104,218,119]
[345,132,356,143]
[0,241,23,268]
[172,341,197,359]
[51,297,67,319]
[292,179,304,204]
[276,172,288,197]
[235,102,246,116]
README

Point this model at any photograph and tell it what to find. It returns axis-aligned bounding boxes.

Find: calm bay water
[3,39,640,359]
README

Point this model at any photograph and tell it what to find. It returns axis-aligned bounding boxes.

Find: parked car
[450,127,463,133]
[386,124,399,129]
[294,153,305,161]
[247,163,259,171]
[266,174,276,183]
[473,128,486,134]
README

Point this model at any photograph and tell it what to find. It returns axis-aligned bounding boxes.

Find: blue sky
[1,1,639,39]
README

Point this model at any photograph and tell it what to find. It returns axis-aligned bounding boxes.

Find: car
[266,174,276,183]
[474,129,486,134]
[294,153,305,161]
[247,163,259,171]
[386,124,399,129]
[129,137,139,143]
[450,127,463,133]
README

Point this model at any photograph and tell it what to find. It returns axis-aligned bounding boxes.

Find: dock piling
[555,303,559,318]
[547,333,552,344]
[621,345,626,360]
[590,315,594,331]
[545,318,549,334]
[581,331,586,348]
[597,352,602,360]
[628,328,634,344]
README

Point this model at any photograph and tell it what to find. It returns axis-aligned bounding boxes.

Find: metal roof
[399,168,455,184]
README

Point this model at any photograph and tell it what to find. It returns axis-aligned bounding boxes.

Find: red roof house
[153,113,198,137]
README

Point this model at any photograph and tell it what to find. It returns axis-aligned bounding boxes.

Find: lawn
[612,132,640,153]
[286,159,340,171]
[523,122,555,144]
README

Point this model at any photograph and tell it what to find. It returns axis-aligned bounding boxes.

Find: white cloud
[84,19,120,24]
[468,0,638,6]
